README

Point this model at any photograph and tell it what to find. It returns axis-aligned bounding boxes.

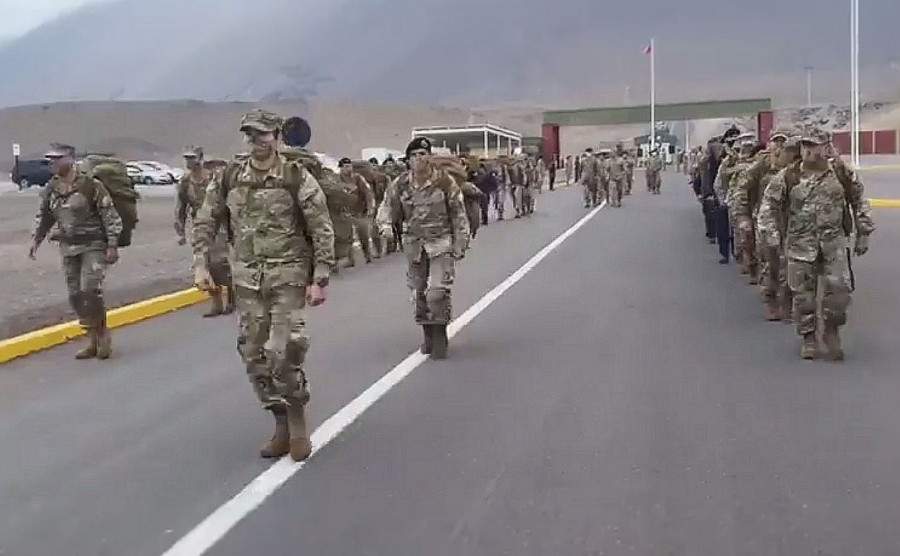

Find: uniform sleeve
[732,158,762,222]
[94,180,123,248]
[174,177,189,239]
[191,170,228,269]
[356,176,376,215]
[714,159,729,204]
[31,187,56,245]
[294,168,335,283]
[446,178,470,256]
[834,160,875,237]
[376,177,401,231]
[757,168,788,247]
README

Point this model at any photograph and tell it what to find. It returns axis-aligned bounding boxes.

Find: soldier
[733,127,795,311]
[508,155,529,218]
[535,156,546,194]
[564,154,574,185]
[337,157,376,266]
[757,128,874,360]
[29,143,123,359]
[720,132,759,275]
[376,137,469,359]
[606,148,627,207]
[192,109,334,461]
[645,149,663,194]
[579,149,601,208]
[175,146,234,317]
[622,146,635,195]
[382,157,404,252]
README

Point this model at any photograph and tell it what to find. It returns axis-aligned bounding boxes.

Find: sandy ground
[0,186,194,339]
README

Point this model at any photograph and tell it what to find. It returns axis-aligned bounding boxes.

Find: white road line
[160,200,607,556]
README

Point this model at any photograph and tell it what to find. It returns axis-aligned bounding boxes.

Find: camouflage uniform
[579,152,602,208]
[368,164,390,257]
[32,162,123,359]
[645,153,663,193]
[176,148,233,316]
[623,152,635,195]
[606,152,627,207]
[732,128,793,307]
[192,110,334,460]
[377,144,469,358]
[339,170,376,266]
[564,156,574,185]
[757,129,875,359]
[508,158,530,217]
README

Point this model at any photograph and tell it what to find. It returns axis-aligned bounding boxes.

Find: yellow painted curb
[0,288,209,365]
[870,199,900,207]
[859,164,900,172]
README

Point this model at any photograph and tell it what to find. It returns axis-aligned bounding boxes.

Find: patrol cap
[800,128,831,146]
[182,145,204,159]
[45,142,76,158]
[338,157,352,167]
[368,157,379,165]
[239,109,283,133]
[405,136,432,156]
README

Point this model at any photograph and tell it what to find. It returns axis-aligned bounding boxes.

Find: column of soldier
[688,124,875,362]
[28,108,568,463]
[568,143,663,209]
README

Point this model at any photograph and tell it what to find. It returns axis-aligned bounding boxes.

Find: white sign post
[12,143,20,157]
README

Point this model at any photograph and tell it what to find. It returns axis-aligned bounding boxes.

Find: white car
[126,162,174,185]
[132,160,184,182]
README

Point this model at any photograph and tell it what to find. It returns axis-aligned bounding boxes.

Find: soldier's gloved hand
[854,234,869,256]
[306,284,327,307]
[105,247,119,265]
[194,267,216,292]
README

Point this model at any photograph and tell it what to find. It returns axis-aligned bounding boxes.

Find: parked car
[126,162,174,185]
[131,160,184,182]
[10,158,53,190]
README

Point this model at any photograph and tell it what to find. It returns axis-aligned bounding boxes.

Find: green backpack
[79,155,140,247]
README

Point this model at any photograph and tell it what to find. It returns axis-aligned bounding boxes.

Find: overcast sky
[0,0,109,41]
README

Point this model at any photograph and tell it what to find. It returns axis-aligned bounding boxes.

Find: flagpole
[650,38,656,151]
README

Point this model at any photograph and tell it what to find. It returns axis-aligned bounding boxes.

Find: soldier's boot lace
[801,333,817,360]
[287,402,312,462]
[96,318,112,360]
[430,325,449,360]
[75,329,99,360]
[420,325,434,355]
[823,325,844,362]
[260,407,290,458]
[203,288,225,318]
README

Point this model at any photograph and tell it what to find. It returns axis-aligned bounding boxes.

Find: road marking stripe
[159,200,607,556]
[869,199,900,208]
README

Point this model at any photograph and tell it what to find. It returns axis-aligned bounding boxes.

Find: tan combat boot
[203,287,225,318]
[75,329,99,359]
[823,325,844,362]
[801,333,817,360]
[260,408,290,458]
[287,402,312,462]
[96,320,112,360]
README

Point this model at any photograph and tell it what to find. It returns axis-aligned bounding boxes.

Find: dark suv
[11,159,53,190]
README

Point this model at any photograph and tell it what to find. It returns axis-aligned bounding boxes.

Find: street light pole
[850,0,860,167]
[807,67,813,106]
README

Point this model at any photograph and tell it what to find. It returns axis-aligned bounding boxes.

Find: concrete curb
[870,199,900,208]
[0,288,208,365]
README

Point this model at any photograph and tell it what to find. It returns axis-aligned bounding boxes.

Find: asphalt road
[1,175,899,556]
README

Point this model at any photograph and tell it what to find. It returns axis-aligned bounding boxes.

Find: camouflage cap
[768,127,794,141]
[239,109,283,133]
[800,128,831,145]
[182,145,204,159]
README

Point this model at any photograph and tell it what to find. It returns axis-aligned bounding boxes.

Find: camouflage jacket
[376,168,470,259]
[757,160,875,262]
[175,171,212,239]
[340,173,376,216]
[32,172,123,255]
[607,155,627,179]
[731,150,777,223]
[579,156,604,185]
[192,154,335,286]
[646,155,663,173]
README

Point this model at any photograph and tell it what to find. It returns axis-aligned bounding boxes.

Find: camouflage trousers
[369,216,383,256]
[513,184,533,214]
[235,271,310,410]
[582,181,600,206]
[408,250,456,325]
[332,213,355,263]
[350,215,373,262]
[760,242,791,308]
[491,185,506,218]
[608,177,624,206]
[788,241,852,336]
[63,249,108,329]
[625,172,633,194]
[646,170,661,193]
